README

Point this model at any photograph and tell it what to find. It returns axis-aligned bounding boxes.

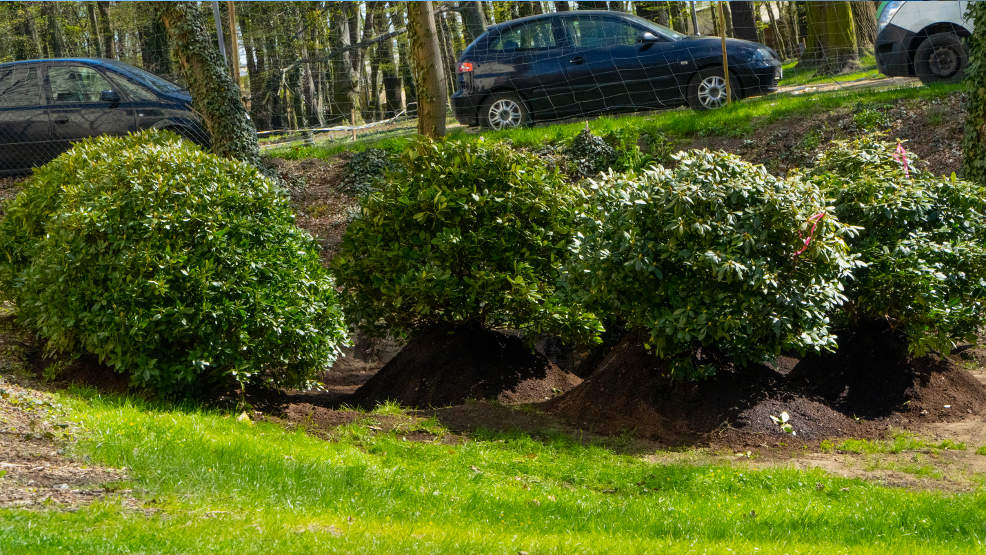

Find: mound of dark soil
[350,327,581,408]
[789,323,986,420]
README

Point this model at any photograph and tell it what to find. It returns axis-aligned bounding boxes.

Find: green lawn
[779,54,884,87]
[2,386,985,553]
[270,82,961,161]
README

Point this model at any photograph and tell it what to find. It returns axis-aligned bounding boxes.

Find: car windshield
[102,60,185,94]
[623,14,686,41]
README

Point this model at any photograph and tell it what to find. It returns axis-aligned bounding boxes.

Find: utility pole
[211,1,228,66]
[226,1,241,95]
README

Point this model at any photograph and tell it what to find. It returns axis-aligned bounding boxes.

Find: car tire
[479,92,528,130]
[687,67,740,110]
[914,32,968,84]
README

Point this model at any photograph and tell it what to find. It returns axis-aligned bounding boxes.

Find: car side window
[0,66,41,108]
[491,20,557,51]
[106,72,157,101]
[48,66,115,103]
[565,16,641,49]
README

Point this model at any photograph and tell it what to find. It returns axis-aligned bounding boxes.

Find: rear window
[0,66,40,108]
[490,20,557,51]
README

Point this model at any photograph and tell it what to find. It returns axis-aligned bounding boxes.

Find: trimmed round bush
[806,137,986,355]
[0,130,347,396]
[569,150,858,378]
[332,138,599,341]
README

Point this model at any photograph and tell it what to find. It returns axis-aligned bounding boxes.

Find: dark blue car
[0,58,207,175]
[452,11,782,129]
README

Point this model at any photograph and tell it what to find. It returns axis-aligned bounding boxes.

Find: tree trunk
[407,1,446,138]
[139,12,172,76]
[391,2,416,112]
[378,3,402,117]
[87,3,102,57]
[555,1,570,12]
[460,1,487,42]
[330,2,361,124]
[730,1,758,43]
[851,0,877,56]
[97,1,114,59]
[578,1,608,10]
[964,1,986,186]
[156,1,260,165]
[42,2,65,58]
[799,1,858,75]
[635,2,669,26]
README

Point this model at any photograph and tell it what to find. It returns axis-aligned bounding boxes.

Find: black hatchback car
[452,11,782,129]
[0,58,207,175]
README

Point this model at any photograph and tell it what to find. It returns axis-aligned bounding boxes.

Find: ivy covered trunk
[407,1,446,138]
[799,1,859,75]
[156,1,260,166]
[851,0,877,56]
[729,1,759,43]
[964,1,986,187]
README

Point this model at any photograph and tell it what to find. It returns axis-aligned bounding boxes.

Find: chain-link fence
[0,1,972,173]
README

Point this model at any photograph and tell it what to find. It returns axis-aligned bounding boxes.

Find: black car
[0,58,207,175]
[452,11,782,129]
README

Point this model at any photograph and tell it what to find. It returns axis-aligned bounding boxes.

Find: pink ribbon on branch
[793,212,826,258]
[893,141,910,178]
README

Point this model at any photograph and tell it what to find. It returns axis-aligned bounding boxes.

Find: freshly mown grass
[2,386,986,553]
[779,54,883,87]
[822,433,967,455]
[269,82,961,162]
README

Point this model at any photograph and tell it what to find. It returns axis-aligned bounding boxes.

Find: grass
[2,386,986,553]
[779,54,883,87]
[821,432,967,455]
[977,446,986,456]
[268,82,962,162]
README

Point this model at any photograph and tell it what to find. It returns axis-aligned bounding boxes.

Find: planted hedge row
[2,131,982,397]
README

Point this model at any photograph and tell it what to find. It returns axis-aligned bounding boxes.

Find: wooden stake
[227,1,241,95]
[351,107,358,142]
[717,1,731,104]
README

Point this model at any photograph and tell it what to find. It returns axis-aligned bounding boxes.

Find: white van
[875,1,972,83]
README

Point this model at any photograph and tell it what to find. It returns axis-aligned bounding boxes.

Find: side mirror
[640,31,660,43]
[100,89,121,103]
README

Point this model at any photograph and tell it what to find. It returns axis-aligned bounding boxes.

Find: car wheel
[479,92,528,130]
[687,67,739,110]
[914,32,968,84]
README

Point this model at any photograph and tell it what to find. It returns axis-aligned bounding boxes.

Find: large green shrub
[0,130,347,396]
[807,137,986,355]
[569,150,858,378]
[332,138,599,341]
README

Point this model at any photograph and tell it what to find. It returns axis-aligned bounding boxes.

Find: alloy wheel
[696,75,728,109]
[487,98,522,129]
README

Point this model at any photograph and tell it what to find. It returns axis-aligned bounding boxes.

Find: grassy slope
[270,82,961,161]
[2,387,984,553]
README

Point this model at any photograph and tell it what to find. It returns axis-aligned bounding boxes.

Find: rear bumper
[875,23,916,77]
[451,90,481,127]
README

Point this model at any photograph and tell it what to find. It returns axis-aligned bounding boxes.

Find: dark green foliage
[332,138,600,342]
[566,127,618,177]
[0,130,347,396]
[807,137,986,355]
[964,1,986,186]
[569,150,858,378]
[339,148,397,195]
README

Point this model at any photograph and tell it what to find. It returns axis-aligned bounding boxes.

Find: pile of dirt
[789,323,986,421]
[547,333,986,445]
[350,327,581,408]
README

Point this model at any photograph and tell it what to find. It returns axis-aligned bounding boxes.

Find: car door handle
[53,116,70,125]
[569,56,584,65]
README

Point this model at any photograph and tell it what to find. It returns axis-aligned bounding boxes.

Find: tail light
[457,61,473,73]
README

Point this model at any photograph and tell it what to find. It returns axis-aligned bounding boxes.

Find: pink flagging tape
[893,141,910,179]
[793,212,827,258]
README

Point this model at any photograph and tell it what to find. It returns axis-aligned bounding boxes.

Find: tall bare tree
[407,1,446,138]
[156,1,259,164]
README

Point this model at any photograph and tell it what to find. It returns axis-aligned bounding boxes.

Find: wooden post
[227,1,241,95]
[717,1,731,104]
[351,107,358,142]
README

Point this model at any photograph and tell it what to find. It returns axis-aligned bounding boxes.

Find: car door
[487,18,576,120]
[45,63,136,156]
[0,64,51,173]
[561,15,677,114]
